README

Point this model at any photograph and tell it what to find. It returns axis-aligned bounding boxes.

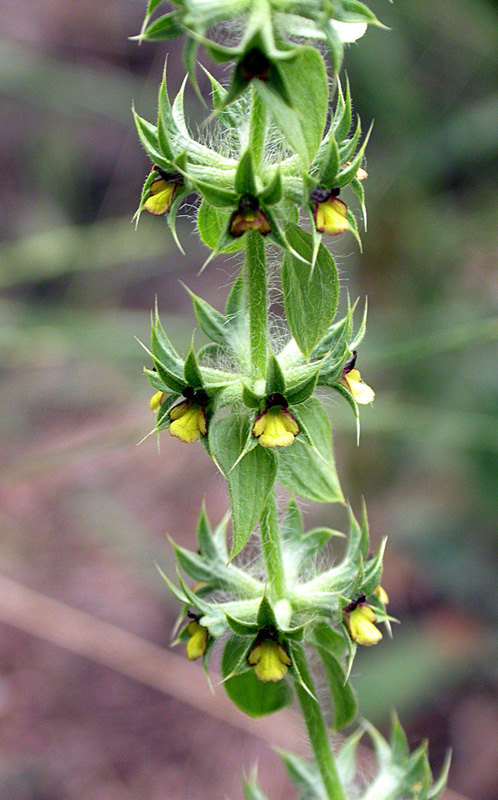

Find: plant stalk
[249,86,267,169]
[245,231,268,379]
[293,646,346,800]
[259,494,286,600]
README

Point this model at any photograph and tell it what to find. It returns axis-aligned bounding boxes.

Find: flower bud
[186,620,208,661]
[374,585,389,605]
[149,390,166,412]
[144,175,177,215]
[229,197,271,238]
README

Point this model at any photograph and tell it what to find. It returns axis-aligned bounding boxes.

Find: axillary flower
[169,387,208,444]
[230,195,271,238]
[248,631,291,683]
[311,187,349,236]
[144,167,182,216]
[345,594,382,646]
[341,351,375,405]
[186,618,208,661]
[149,390,166,412]
[252,393,299,448]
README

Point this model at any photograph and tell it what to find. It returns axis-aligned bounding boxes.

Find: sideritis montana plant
[132,1,451,798]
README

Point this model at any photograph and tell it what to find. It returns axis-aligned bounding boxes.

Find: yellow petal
[252,408,298,448]
[374,585,389,605]
[144,179,175,215]
[316,197,349,236]
[348,606,382,646]
[169,402,207,443]
[149,390,165,412]
[252,641,290,683]
[345,369,375,404]
[186,621,208,661]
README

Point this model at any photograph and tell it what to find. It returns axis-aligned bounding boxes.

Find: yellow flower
[343,161,368,181]
[248,639,291,683]
[343,368,375,405]
[374,585,389,605]
[314,195,349,236]
[229,197,271,237]
[144,175,177,215]
[252,406,299,448]
[149,390,166,412]
[347,604,382,646]
[186,620,208,661]
[169,400,207,443]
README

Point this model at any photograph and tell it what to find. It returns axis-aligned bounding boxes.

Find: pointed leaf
[210,416,277,558]
[265,354,286,396]
[282,224,339,358]
[277,398,344,503]
[235,149,257,196]
[314,645,357,729]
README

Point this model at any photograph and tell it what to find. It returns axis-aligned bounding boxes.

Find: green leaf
[321,134,341,186]
[182,284,228,345]
[334,77,352,143]
[133,111,171,170]
[314,645,357,730]
[277,398,344,503]
[197,200,245,253]
[235,148,257,196]
[277,750,322,798]
[282,224,339,358]
[256,595,278,629]
[193,179,238,208]
[142,11,184,41]
[225,271,246,321]
[242,774,270,800]
[285,368,319,405]
[222,636,293,717]
[265,354,286,396]
[254,80,308,163]
[278,46,329,162]
[210,416,277,558]
[183,345,203,389]
[260,168,283,206]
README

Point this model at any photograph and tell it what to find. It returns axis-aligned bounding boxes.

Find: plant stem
[249,85,267,169]
[260,494,286,600]
[293,646,346,800]
[245,231,268,379]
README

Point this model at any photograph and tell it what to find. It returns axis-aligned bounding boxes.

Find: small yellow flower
[347,604,382,646]
[248,639,291,683]
[169,400,207,443]
[252,406,299,448]
[149,390,166,412]
[186,620,208,661]
[341,352,375,405]
[229,197,271,237]
[343,368,375,405]
[374,585,389,605]
[314,195,349,236]
[144,176,177,215]
[343,161,368,181]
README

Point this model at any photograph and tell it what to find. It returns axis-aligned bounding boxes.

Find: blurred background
[1,0,497,797]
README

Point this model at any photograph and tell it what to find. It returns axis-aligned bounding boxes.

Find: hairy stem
[245,231,268,379]
[249,86,267,169]
[293,645,346,800]
[260,494,286,600]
